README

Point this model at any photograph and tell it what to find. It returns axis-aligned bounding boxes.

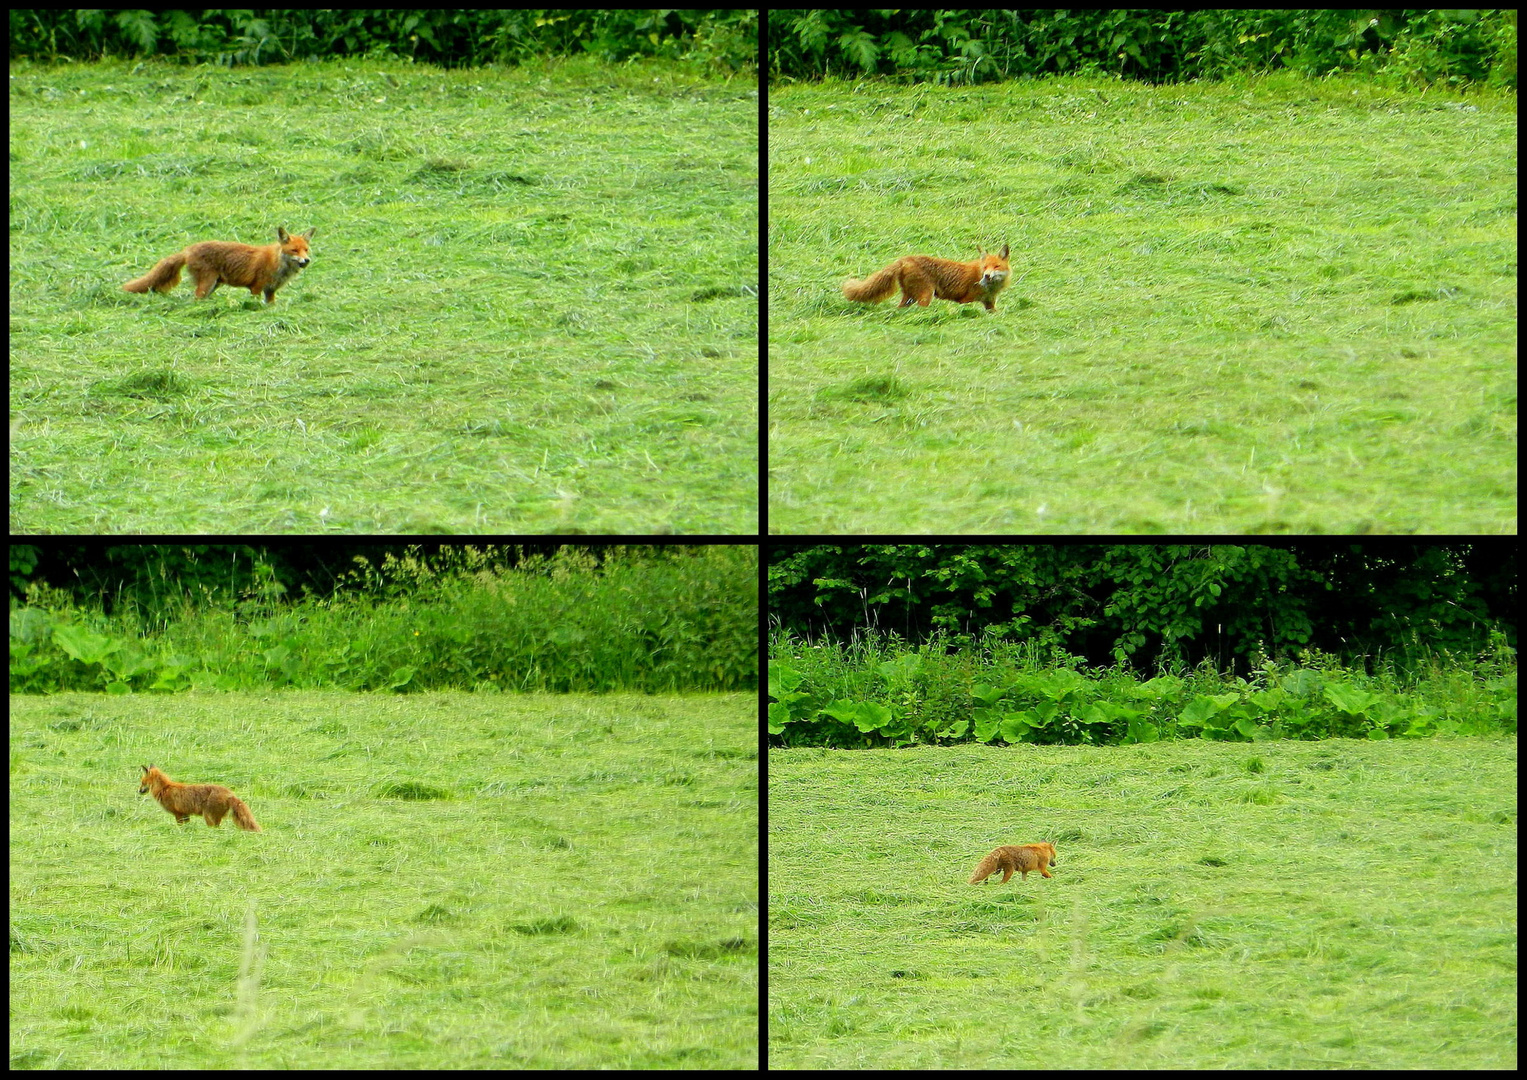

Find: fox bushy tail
[122,252,188,294]
[230,797,262,832]
[842,263,901,303]
[968,852,1000,884]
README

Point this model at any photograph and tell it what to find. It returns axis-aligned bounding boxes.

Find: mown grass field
[10,691,758,1068]
[767,74,1516,533]
[10,58,758,534]
[768,738,1516,1069]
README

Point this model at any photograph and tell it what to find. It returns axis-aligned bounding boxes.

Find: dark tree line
[9,543,713,616]
[768,543,1516,674]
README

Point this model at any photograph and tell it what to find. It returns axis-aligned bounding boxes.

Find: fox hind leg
[897,264,935,307]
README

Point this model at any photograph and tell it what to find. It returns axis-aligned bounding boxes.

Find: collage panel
[764,541,1516,1069]
[764,10,1515,535]
[11,542,761,1069]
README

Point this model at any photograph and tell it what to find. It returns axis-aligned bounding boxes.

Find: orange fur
[843,243,1011,312]
[123,227,315,305]
[969,842,1056,883]
[139,765,261,831]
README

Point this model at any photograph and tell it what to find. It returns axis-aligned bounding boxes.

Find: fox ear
[999,244,1010,258]
[141,764,151,772]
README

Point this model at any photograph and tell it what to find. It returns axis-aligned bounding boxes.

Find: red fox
[843,244,1011,312]
[123,227,315,305]
[139,765,262,831]
[969,842,1056,883]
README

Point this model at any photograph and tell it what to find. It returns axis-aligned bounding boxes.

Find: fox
[123,227,316,305]
[969,842,1056,884]
[843,243,1011,312]
[139,765,262,831]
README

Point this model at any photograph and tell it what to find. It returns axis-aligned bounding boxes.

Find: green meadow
[768,738,1516,1069]
[10,59,758,534]
[11,691,757,1068]
[768,74,1516,534]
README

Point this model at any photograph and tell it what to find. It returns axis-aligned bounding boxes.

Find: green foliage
[13,10,758,73]
[9,543,42,596]
[768,9,1515,88]
[24,545,283,624]
[11,546,757,694]
[767,626,1516,748]
[769,545,1514,675]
